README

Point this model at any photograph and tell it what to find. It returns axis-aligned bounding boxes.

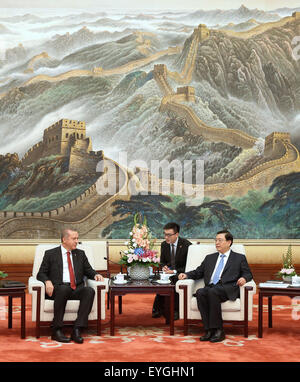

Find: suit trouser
[152,292,179,318]
[47,283,95,329]
[195,284,228,330]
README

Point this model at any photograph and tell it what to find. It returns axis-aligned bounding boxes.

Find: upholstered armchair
[28,243,109,338]
[176,244,256,337]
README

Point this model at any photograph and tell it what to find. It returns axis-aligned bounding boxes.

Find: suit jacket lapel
[56,246,63,283]
[221,250,234,276]
[71,249,79,279]
[207,253,219,281]
[175,237,184,258]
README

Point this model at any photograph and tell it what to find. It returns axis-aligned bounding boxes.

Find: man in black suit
[37,228,104,344]
[178,230,253,343]
[152,222,192,320]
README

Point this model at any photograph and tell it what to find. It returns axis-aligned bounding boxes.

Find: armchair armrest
[176,279,196,324]
[239,279,256,301]
[176,279,195,295]
[86,277,109,291]
[28,276,45,294]
[239,279,256,325]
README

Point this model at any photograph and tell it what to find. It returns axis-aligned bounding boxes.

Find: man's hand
[45,280,54,297]
[94,274,104,282]
[237,277,246,286]
[178,273,187,280]
[162,266,175,274]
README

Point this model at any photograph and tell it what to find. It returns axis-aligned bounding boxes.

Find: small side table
[0,280,26,339]
[109,279,175,336]
[258,284,300,338]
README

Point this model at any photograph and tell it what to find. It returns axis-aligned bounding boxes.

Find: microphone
[103,257,122,266]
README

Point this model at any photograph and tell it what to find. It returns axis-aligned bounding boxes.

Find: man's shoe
[152,311,162,318]
[209,329,225,343]
[71,327,84,344]
[51,329,71,343]
[200,330,214,341]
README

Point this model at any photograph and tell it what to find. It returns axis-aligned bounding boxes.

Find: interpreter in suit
[152,222,192,321]
[37,228,104,344]
[178,230,253,343]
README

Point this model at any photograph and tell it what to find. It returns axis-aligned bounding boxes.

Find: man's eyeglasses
[164,232,177,237]
[215,239,226,243]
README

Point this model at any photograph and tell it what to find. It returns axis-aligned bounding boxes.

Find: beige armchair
[28,243,109,338]
[176,244,256,337]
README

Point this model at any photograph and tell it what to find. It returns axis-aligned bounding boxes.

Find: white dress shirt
[209,249,231,284]
[61,245,76,283]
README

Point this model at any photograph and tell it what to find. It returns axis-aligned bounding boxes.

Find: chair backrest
[79,241,108,271]
[32,243,95,278]
[185,243,246,273]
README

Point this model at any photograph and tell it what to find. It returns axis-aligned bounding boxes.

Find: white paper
[259,283,290,288]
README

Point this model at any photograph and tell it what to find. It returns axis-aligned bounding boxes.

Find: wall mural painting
[0,2,299,239]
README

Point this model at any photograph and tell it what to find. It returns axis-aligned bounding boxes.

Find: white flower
[133,243,137,247]
[132,238,136,242]
[124,241,129,246]
[130,232,133,236]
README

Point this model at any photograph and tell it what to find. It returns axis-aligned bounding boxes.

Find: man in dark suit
[37,228,104,344]
[178,230,253,343]
[152,222,192,320]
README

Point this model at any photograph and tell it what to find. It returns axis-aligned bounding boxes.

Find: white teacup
[292,275,300,285]
[160,272,169,282]
[115,273,124,283]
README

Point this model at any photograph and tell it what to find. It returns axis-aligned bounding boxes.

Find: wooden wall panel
[3,263,300,286]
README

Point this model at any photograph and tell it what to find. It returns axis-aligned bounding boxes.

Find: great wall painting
[0,3,299,239]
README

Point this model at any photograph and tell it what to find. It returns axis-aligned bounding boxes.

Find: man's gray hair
[60,228,77,242]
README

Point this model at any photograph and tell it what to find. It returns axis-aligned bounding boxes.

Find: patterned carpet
[1,293,300,362]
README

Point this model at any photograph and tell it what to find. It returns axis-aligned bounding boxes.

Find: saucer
[113,280,128,284]
[157,279,171,284]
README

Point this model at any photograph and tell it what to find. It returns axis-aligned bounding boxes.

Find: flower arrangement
[277,245,296,278]
[119,213,160,268]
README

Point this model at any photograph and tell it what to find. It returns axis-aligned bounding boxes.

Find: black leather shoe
[71,327,84,344]
[210,329,225,343]
[152,311,162,318]
[51,329,71,343]
[200,330,214,341]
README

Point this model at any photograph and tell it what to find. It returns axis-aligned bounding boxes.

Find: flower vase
[128,264,150,280]
[282,276,292,283]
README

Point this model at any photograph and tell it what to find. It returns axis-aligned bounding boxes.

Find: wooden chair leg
[179,285,188,336]
[33,287,41,338]
[97,285,105,336]
[243,286,252,338]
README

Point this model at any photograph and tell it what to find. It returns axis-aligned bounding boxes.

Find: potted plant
[0,271,8,279]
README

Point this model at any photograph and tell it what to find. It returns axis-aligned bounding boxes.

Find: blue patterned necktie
[212,254,225,284]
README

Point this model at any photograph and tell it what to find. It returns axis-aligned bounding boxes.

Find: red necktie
[67,251,76,290]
